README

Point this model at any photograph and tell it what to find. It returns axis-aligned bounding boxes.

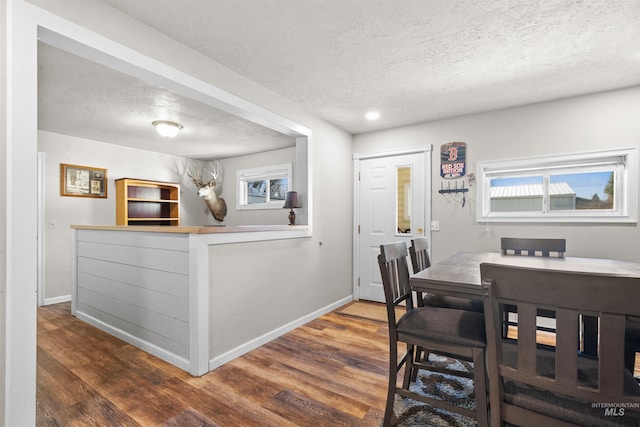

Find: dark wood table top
[410,251,640,299]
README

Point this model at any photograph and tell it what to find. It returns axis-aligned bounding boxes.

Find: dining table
[410,251,640,356]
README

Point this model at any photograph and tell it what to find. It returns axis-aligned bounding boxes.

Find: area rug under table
[389,354,478,427]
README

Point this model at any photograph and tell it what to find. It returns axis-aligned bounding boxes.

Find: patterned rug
[389,354,478,427]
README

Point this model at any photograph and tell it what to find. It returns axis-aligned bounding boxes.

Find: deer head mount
[187,160,228,222]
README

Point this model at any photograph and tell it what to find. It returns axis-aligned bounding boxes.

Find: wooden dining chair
[625,317,640,376]
[500,237,566,339]
[378,241,488,426]
[500,237,566,257]
[480,263,640,427]
[410,237,483,313]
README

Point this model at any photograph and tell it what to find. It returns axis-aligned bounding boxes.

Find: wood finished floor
[37,301,390,427]
[36,301,640,426]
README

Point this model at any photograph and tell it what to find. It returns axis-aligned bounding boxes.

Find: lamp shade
[283,191,301,209]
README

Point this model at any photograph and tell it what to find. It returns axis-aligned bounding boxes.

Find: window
[396,165,412,234]
[237,163,292,210]
[476,148,638,223]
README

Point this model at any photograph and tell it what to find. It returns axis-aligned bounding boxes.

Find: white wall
[206,121,354,359]
[0,0,7,421]
[221,147,296,226]
[38,131,214,301]
[354,87,640,263]
[39,133,307,302]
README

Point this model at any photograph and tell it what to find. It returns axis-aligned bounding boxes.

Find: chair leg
[411,347,425,382]
[472,347,489,427]
[402,344,416,389]
[383,338,399,427]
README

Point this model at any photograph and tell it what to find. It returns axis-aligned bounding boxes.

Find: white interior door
[355,149,430,302]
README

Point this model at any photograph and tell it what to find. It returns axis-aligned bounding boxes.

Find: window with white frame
[237,163,292,210]
[476,147,638,223]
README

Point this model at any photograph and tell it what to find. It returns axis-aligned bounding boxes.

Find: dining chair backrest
[409,237,431,274]
[379,242,490,426]
[480,263,640,426]
[500,237,566,258]
[378,242,413,324]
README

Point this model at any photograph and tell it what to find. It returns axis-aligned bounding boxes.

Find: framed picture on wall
[60,163,108,198]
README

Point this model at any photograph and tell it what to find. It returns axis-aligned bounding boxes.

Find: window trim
[236,163,293,210]
[476,147,638,223]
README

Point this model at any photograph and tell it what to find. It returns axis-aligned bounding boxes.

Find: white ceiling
[38,0,640,159]
[37,44,297,160]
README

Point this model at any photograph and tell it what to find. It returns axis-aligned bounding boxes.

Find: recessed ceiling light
[365,111,380,121]
[152,120,183,138]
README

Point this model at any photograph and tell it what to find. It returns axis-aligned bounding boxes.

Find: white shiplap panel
[77,257,188,298]
[77,304,189,359]
[77,287,189,346]
[77,271,188,322]
[77,241,189,275]
[76,229,189,252]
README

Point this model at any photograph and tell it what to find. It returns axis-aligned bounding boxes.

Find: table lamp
[283,191,301,225]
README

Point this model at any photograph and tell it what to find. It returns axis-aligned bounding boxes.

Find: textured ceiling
[38,44,296,160]
[38,0,640,158]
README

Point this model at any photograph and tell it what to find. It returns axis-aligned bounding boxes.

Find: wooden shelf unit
[116,178,180,226]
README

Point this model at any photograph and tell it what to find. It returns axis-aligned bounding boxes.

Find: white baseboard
[75,310,190,372]
[73,296,354,376]
[209,296,353,371]
[43,294,71,306]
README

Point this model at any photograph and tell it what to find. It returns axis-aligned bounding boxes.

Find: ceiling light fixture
[365,111,380,121]
[152,120,183,138]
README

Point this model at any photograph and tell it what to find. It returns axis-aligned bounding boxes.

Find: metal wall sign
[440,142,466,178]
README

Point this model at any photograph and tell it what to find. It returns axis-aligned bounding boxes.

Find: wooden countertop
[71,224,309,234]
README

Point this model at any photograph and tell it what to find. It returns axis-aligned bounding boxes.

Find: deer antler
[204,160,224,194]
[203,160,222,180]
[187,166,205,188]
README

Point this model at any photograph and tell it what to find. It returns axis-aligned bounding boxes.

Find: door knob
[416,227,423,234]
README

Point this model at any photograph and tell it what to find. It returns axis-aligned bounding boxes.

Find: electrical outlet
[430,221,440,231]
